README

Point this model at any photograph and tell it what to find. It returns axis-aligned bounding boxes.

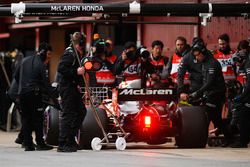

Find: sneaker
[57,145,77,152]
[36,143,54,151]
[24,145,35,151]
[230,141,248,148]
[69,141,80,150]
[15,137,23,145]
[22,142,37,148]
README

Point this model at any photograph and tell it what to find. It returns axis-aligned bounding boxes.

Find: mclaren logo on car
[119,89,173,95]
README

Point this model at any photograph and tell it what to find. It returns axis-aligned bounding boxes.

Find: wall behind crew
[142,16,196,57]
[49,29,65,82]
[200,17,250,50]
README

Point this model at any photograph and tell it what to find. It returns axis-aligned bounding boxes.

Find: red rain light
[144,116,151,128]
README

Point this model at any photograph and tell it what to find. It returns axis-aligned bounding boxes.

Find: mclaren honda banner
[118,88,177,101]
[6,2,250,17]
[27,3,128,14]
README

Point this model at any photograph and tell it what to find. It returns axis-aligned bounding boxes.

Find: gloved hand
[189,91,199,99]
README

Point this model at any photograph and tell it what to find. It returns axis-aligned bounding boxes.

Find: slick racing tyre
[175,106,208,148]
[44,106,60,146]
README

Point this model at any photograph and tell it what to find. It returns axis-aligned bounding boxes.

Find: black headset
[37,42,52,62]
[79,36,86,47]
[192,41,207,54]
[37,49,47,62]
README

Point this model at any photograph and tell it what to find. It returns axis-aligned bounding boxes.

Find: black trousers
[59,86,86,146]
[205,93,228,136]
[19,91,44,146]
[239,104,250,145]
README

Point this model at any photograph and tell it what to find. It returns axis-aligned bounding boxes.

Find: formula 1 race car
[44,79,208,150]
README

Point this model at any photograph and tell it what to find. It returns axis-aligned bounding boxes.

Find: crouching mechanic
[189,39,230,145]
[230,40,250,148]
[57,32,87,152]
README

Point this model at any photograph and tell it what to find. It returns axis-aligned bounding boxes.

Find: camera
[232,53,242,63]
[232,52,247,63]
[126,47,150,60]
[134,46,150,59]
[137,47,150,59]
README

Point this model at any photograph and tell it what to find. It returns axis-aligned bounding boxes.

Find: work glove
[189,91,199,99]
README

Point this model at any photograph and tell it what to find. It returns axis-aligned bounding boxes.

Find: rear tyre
[175,106,208,148]
[44,106,60,146]
[79,108,108,149]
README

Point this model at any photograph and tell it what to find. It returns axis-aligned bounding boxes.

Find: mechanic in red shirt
[169,36,191,85]
[168,36,192,102]
[213,33,236,81]
[213,34,237,132]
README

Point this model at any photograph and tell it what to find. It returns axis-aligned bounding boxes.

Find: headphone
[37,49,47,62]
[37,42,52,62]
[78,33,86,47]
[192,41,207,54]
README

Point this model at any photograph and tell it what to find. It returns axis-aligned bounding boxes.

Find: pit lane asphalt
[0,131,250,167]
